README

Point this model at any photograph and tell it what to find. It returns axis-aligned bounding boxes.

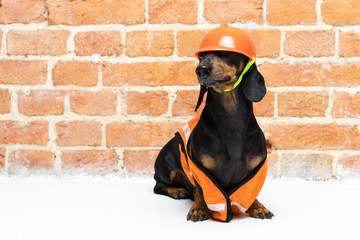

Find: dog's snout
[196,64,212,79]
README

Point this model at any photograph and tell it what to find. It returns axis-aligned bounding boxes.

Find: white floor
[0,176,359,240]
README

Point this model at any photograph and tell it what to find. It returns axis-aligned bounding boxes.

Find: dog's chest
[204,151,248,192]
[191,131,249,192]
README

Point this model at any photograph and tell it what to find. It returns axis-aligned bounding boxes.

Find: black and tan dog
[153,50,273,222]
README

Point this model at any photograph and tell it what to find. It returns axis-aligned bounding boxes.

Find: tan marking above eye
[211,58,237,80]
[201,154,216,170]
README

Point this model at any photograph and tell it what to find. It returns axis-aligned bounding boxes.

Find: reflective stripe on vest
[176,114,268,222]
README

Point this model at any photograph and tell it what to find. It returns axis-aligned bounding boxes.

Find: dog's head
[194,51,266,111]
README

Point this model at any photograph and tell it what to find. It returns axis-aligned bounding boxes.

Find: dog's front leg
[187,189,210,222]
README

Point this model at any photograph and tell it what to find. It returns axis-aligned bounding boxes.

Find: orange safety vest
[175,114,268,222]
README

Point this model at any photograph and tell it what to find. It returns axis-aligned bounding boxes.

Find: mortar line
[279,29,286,57]
[67,29,75,54]
[101,123,107,148]
[197,0,206,24]
[332,155,339,178]
[115,148,125,175]
[166,88,178,117]
[0,28,7,55]
[8,87,19,119]
[316,0,324,24]
[2,22,360,31]
[47,120,61,173]
[1,53,360,63]
[2,144,358,155]
[325,89,335,118]
[46,60,56,87]
[145,0,149,24]
[1,112,360,125]
[1,84,360,93]
[263,0,267,24]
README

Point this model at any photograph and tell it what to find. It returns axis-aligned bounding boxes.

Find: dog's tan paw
[247,199,274,219]
[187,207,211,222]
[166,187,192,199]
[187,189,211,222]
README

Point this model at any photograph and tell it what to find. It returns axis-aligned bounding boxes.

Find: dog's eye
[198,52,206,60]
[216,52,230,58]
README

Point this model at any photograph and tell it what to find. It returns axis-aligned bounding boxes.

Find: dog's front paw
[247,199,274,219]
[247,207,274,219]
[187,207,211,222]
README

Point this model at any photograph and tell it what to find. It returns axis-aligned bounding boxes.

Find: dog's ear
[195,85,207,112]
[241,64,266,102]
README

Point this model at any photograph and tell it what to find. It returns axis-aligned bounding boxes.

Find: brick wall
[0,0,359,179]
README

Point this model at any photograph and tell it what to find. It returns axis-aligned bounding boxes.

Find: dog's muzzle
[195,64,212,79]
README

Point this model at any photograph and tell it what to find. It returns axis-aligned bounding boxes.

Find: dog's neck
[205,87,253,125]
[203,87,258,150]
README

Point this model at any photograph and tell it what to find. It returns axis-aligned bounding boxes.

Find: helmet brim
[194,46,256,64]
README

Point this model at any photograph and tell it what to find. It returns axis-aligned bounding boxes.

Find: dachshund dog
[153,51,273,222]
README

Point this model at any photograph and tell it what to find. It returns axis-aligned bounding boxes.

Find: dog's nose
[196,65,212,78]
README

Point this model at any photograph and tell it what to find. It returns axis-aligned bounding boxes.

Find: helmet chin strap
[223,57,256,92]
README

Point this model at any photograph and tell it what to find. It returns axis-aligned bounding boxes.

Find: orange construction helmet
[195,23,256,62]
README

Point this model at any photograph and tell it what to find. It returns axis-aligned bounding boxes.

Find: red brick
[278,91,329,117]
[74,31,123,56]
[102,61,198,87]
[267,0,317,25]
[0,89,11,113]
[0,148,5,169]
[18,90,65,116]
[322,0,360,25]
[253,91,274,117]
[126,91,169,116]
[124,150,160,174]
[106,122,182,147]
[324,63,360,86]
[0,121,48,145]
[126,31,175,57]
[7,30,70,55]
[339,32,360,57]
[264,124,360,150]
[47,0,145,25]
[284,31,335,57]
[56,121,102,146]
[204,0,263,23]
[337,155,360,175]
[52,61,98,86]
[332,92,360,118]
[70,90,117,116]
[281,154,333,180]
[8,149,54,172]
[0,60,47,85]
[61,150,118,174]
[259,62,360,87]
[148,0,197,24]
[172,90,205,116]
[177,30,208,57]
[0,0,46,24]
[246,30,281,57]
